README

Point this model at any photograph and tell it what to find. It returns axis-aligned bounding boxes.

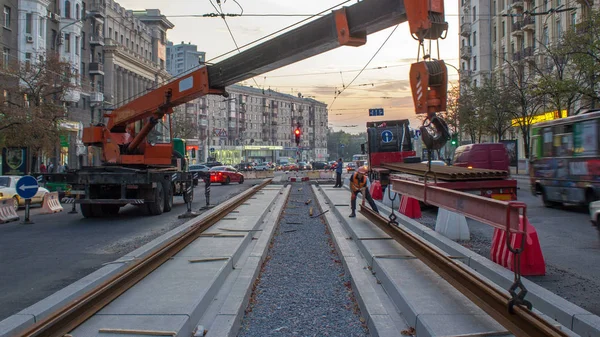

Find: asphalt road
[423,176,600,315]
[0,180,255,321]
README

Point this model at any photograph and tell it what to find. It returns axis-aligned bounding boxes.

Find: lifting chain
[505,204,533,313]
[387,186,399,227]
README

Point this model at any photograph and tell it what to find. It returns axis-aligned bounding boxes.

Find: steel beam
[207,0,407,88]
[390,178,523,231]
[359,206,568,337]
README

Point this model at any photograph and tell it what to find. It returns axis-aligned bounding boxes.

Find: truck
[43,0,454,217]
[364,120,518,201]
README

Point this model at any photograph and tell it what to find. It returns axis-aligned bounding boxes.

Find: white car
[589,200,600,226]
[0,175,49,211]
[254,164,272,171]
[421,160,447,166]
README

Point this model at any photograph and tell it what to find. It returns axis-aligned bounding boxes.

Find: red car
[210,166,245,185]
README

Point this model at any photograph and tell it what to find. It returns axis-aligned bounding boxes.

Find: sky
[120,0,460,133]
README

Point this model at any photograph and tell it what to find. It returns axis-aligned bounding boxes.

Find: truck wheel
[147,182,165,215]
[81,204,94,218]
[164,182,173,212]
[101,204,120,216]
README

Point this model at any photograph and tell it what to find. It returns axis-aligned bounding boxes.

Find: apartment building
[166,41,205,76]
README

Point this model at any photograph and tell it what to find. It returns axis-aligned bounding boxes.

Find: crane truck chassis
[41,0,452,217]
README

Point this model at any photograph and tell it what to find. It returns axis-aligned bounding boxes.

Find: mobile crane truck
[43,0,457,217]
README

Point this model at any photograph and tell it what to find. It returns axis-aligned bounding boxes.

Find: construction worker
[349,166,379,217]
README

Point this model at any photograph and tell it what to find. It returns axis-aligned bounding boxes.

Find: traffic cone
[399,195,421,219]
[490,215,545,276]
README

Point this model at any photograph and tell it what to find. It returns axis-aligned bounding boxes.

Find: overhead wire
[329,23,400,109]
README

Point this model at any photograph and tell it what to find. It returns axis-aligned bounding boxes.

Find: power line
[329,23,400,109]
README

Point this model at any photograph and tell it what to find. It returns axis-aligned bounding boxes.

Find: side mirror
[360,143,366,154]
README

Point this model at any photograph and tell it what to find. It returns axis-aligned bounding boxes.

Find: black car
[311,161,330,170]
[203,161,223,168]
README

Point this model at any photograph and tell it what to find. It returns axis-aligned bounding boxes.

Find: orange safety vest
[350,173,367,192]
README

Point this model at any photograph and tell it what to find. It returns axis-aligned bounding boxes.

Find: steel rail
[382,163,509,181]
[18,179,273,337]
[359,206,568,337]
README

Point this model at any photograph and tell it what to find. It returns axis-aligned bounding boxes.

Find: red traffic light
[294,129,301,135]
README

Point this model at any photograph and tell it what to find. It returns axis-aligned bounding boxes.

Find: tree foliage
[472,76,513,141]
[326,129,366,161]
[171,106,199,140]
[0,53,75,155]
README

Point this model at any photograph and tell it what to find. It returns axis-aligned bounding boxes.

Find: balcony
[523,46,534,59]
[511,21,523,36]
[88,1,106,18]
[90,91,104,103]
[460,45,472,60]
[523,16,535,31]
[460,22,472,37]
[89,34,104,46]
[88,62,104,75]
[511,0,524,9]
[460,69,472,79]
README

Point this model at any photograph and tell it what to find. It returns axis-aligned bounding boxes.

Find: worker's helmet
[357,166,368,175]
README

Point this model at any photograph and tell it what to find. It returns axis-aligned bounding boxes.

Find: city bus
[530,110,600,207]
[352,154,368,166]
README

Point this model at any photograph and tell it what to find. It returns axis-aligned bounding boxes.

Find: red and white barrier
[369,180,383,200]
[399,195,421,219]
[490,215,546,276]
[0,199,19,223]
[40,192,64,214]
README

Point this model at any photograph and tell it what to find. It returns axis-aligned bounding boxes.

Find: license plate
[492,194,512,201]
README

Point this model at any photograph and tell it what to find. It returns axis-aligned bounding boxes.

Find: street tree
[0,53,76,156]
[457,82,487,143]
[172,106,199,140]
[472,76,513,141]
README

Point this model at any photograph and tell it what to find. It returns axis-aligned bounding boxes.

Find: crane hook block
[405,0,448,40]
[409,60,447,115]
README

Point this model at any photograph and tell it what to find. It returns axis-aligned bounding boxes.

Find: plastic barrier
[321,172,334,179]
[399,195,421,219]
[370,180,383,200]
[40,192,64,214]
[244,172,257,179]
[435,208,470,241]
[307,171,321,179]
[490,215,546,276]
[0,199,19,223]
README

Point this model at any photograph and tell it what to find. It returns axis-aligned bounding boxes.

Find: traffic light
[294,128,301,146]
[450,133,458,146]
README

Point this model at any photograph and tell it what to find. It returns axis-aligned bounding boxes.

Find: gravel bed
[419,208,600,315]
[238,182,369,337]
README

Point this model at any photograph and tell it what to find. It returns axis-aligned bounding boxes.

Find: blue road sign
[381,130,394,143]
[209,147,215,152]
[369,108,384,116]
[16,175,39,199]
[414,129,421,139]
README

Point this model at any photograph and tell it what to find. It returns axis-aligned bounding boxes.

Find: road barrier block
[307,171,320,179]
[244,172,257,179]
[399,195,421,219]
[370,180,383,200]
[40,192,64,214]
[490,215,546,276]
[320,172,334,179]
[435,208,470,241]
[0,199,19,223]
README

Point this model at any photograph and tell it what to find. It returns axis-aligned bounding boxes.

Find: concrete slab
[0,314,34,337]
[68,314,189,337]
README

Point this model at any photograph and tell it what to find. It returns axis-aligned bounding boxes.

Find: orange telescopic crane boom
[82,0,449,165]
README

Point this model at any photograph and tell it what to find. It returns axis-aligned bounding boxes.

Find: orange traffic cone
[399,195,421,219]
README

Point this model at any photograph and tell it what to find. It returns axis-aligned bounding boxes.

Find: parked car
[311,161,330,170]
[189,164,209,185]
[254,163,272,171]
[452,143,510,171]
[285,163,299,172]
[298,162,310,170]
[0,175,49,211]
[235,162,254,171]
[209,166,244,185]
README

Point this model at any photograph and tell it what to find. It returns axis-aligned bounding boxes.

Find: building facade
[459,0,597,163]
[166,40,205,76]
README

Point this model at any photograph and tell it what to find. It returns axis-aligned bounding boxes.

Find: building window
[81,31,85,49]
[75,3,79,19]
[473,31,477,46]
[65,0,71,19]
[25,52,31,69]
[108,27,112,39]
[472,6,476,22]
[493,26,497,42]
[65,33,70,52]
[3,6,10,28]
[556,18,562,40]
[51,29,57,50]
[543,26,549,45]
[81,1,85,18]
[571,12,577,28]
[25,13,32,34]
[492,0,496,15]
[126,37,129,48]
[75,36,79,55]
[502,21,505,37]
[2,47,9,69]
